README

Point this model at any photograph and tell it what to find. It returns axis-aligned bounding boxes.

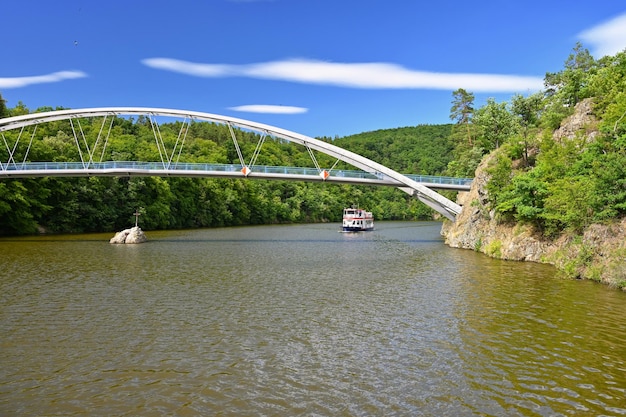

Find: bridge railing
[0,161,473,186]
[405,173,473,186]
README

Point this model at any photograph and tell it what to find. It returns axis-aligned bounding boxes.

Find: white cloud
[228,104,308,114]
[579,12,626,57]
[142,57,543,92]
[0,70,87,89]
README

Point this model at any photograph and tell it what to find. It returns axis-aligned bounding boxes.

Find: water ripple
[1,223,625,416]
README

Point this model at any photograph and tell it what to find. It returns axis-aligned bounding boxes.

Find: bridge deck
[0,162,472,191]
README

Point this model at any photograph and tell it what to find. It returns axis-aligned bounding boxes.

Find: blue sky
[2,0,626,138]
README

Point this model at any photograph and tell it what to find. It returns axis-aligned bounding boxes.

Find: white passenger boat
[342,207,374,232]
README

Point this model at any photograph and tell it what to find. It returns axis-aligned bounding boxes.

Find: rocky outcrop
[442,100,626,289]
[110,226,147,244]
[441,151,557,262]
[553,98,599,143]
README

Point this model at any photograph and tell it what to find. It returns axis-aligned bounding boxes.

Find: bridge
[0,107,469,221]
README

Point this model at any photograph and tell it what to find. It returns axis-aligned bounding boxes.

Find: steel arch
[0,107,461,220]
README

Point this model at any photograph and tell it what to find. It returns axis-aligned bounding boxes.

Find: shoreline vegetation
[2,43,626,289]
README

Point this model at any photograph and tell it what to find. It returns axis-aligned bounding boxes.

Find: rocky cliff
[441,100,626,290]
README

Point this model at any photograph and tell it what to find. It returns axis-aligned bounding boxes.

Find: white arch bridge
[0,107,469,221]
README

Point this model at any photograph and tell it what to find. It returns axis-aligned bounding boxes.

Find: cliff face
[441,151,555,262]
[441,100,626,289]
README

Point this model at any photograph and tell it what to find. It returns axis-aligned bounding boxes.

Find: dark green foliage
[334,125,454,175]
[0,179,50,235]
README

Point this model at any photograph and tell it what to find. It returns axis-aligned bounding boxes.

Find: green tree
[589,51,626,117]
[450,88,475,146]
[485,151,513,210]
[511,93,543,166]
[543,43,597,129]
[0,93,8,117]
[9,101,29,116]
[445,146,484,177]
[544,42,596,106]
[0,179,51,235]
[474,98,517,151]
[541,176,598,236]
[493,168,548,225]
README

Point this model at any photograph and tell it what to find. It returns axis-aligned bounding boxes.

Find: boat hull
[342,225,374,232]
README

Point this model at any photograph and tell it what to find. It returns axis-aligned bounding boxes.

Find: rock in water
[126,226,147,244]
[110,226,147,244]
[109,229,130,244]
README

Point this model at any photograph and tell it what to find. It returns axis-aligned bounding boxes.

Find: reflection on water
[1,222,625,416]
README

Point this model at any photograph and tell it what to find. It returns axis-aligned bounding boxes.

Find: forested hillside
[0,102,455,235]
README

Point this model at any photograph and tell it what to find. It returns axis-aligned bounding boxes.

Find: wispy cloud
[228,104,308,114]
[579,12,626,57]
[0,70,87,89]
[142,58,543,92]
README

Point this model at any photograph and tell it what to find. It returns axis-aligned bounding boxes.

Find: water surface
[1,222,625,416]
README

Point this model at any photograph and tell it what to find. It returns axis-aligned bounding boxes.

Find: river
[1,222,624,416]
